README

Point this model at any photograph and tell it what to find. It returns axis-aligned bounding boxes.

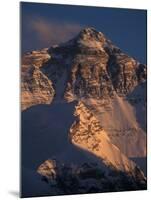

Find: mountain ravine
[21,27,147,197]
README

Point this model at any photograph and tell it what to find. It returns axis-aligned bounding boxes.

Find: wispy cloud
[22,16,84,52]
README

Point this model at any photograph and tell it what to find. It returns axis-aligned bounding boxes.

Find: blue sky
[21,2,147,64]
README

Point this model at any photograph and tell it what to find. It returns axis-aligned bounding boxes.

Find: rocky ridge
[21,49,55,110]
[37,159,146,195]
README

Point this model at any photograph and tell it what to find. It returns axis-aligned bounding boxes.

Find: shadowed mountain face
[21,28,147,197]
[22,102,76,168]
[22,101,104,168]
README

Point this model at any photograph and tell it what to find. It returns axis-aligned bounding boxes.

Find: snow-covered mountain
[21,28,147,197]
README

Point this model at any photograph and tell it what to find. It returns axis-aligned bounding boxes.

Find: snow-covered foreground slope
[21,167,52,198]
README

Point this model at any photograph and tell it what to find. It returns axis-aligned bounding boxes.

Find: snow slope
[83,94,146,157]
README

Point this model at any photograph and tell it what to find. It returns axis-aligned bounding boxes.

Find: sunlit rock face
[106,48,146,96]
[70,101,145,173]
[43,27,146,102]
[21,49,55,110]
[21,28,147,195]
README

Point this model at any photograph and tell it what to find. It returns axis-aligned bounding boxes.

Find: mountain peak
[79,27,99,35]
[76,27,105,44]
[47,27,107,57]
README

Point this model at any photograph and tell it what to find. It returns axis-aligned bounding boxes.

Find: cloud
[22,16,84,52]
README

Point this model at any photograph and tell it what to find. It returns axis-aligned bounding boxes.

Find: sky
[21,2,147,64]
